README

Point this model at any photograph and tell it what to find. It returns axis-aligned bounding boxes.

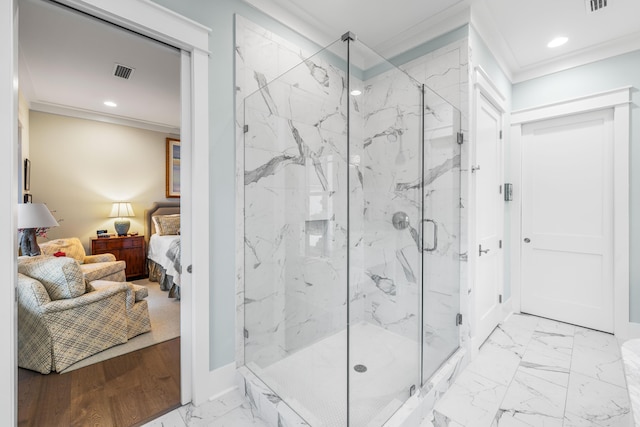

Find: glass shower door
[422,87,462,382]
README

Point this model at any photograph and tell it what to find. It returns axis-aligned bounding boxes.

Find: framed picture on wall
[166,138,180,198]
[24,158,30,191]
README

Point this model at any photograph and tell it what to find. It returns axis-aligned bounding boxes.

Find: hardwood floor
[18,337,181,427]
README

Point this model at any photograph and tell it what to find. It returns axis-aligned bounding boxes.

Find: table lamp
[18,203,59,256]
[109,202,135,236]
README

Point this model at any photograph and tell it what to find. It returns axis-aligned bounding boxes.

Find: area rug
[60,278,180,373]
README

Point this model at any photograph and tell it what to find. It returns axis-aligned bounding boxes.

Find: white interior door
[521,109,613,333]
[474,93,504,346]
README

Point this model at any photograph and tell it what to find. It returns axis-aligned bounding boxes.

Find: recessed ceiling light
[547,36,568,48]
[350,89,362,96]
[104,101,117,107]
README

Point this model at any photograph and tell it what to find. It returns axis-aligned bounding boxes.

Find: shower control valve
[392,211,410,230]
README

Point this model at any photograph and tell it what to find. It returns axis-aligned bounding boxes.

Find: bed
[145,202,181,299]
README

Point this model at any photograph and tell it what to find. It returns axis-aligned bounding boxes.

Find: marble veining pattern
[141,388,270,427]
[143,314,631,427]
[621,339,640,427]
[431,313,631,427]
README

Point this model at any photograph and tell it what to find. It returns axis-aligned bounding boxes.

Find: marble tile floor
[427,313,631,427]
[142,387,270,427]
[144,313,632,427]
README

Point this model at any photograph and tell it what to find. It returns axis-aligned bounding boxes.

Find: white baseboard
[200,362,237,404]
[501,298,514,320]
[470,303,514,357]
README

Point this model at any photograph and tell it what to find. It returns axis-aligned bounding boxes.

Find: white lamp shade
[109,202,135,218]
[17,203,59,229]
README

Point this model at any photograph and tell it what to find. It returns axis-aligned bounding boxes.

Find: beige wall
[19,92,30,200]
[29,111,178,253]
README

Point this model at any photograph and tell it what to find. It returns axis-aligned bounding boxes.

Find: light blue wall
[513,50,640,322]
[469,27,512,102]
[469,26,514,300]
[150,0,324,370]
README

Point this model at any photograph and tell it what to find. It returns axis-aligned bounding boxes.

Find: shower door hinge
[499,294,503,304]
[499,130,503,139]
[457,132,464,145]
[499,240,502,249]
[244,328,249,339]
[456,313,463,326]
[243,124,249,133]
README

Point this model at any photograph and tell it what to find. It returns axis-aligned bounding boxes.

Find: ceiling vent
[112,63,135,80]
[586,0,608,12]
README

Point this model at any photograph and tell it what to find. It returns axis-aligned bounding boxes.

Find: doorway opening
[18,1,198,424]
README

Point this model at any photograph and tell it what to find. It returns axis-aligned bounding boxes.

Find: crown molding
[469,3,516,82]
[30,101,180,134]
[470,2,640,84]
[242,0,335,48]
[375,4,471,59]
[512,31,640,83]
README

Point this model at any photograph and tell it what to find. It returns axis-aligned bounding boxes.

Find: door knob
[479,244,490,256]
[524,238,530,243]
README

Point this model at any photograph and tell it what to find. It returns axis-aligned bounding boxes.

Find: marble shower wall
[355,66,424,342]
[356,42,468,378]
[238,15,351,368]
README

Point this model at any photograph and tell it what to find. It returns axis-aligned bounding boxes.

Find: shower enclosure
[243,33,461,426]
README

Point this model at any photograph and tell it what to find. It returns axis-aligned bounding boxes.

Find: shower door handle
[421,219,438,252]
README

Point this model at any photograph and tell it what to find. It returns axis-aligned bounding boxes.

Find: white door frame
[470,66,508,352]
[1,1,19,424]
[510,87,631,339]
[0,1,212,422]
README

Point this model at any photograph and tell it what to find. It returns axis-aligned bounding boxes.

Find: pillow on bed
[151,215,162,235]
[151,214,177,234]
[155,214,180,235]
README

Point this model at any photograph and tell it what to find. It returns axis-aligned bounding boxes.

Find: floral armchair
[17,256,151,373]
[39,237,126,282]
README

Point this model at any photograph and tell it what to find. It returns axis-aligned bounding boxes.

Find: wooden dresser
[91,235,146,279]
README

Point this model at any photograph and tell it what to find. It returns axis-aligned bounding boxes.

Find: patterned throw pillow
[17,256,86,300]
[155,214,180,235]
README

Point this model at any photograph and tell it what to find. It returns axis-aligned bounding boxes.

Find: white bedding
[148,233,181,287]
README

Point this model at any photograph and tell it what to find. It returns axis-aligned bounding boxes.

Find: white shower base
[247,321,420,426]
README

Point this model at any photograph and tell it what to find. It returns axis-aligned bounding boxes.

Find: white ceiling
[473,0,640,81]
[247,0,640,82]
[18,0,640,129]
[18,0,181,133]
